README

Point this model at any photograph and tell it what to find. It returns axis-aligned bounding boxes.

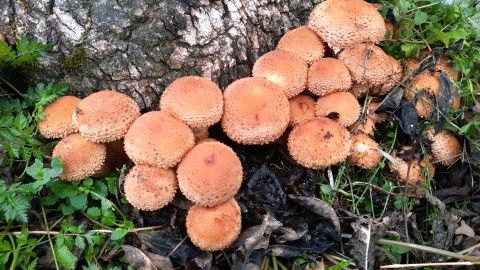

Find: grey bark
[1,0,321,110]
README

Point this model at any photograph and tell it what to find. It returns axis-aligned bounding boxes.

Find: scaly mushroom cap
[288,95,316,127]
[436,56,459,82]
[276,26,325,65]
[348,134,382,169]
[368,101,388,123]
[177,141,243,207]
[349,117,376,136]
[315,91,361,127]
[308,58,352,96]
[371,56,403,96]
[339,43,394,87]
[252,50,308,98]
[124,111,195,168]
[39,96,81,139]
[124,165,177,211]
[52,133,106,181]
[72,90,140,143]
[388,146,435,185]
[221,77,290,145]
[427,129,462,166]
[288,117,351,169]
[308,0,386,49]
[186,198,242,251]
[404,73,440,118]
[349,83,370,98]
[160,76,223,128]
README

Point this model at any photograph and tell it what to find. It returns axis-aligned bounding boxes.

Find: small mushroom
[276,26,325,65]
[177,141,243,207]
[186,199,242,251]
[404,73,440,118]
[39,96,81,139]
[315,91,361,127]
[307,58,352,96]
[348,134,382,169]
[288,95,316,127]
[427,129,462,166]
[124,164,177,211]
[388,146,435,185]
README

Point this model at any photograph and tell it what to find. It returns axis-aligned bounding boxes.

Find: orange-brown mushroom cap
[288,117,351,169]
[160,76,223,128]
[186,198,242,251]
[39,96,81,139]
[308,0,386,49]
[427,129,462,166]
[388,147,435,185]
[72,90,140,143]
[52,133,106,181]
[221,77,290,145]
[252,50,308,98]
[404,73,440,118]
[177,141,243,207]
[348,134,382,169]
[276,26,325,65]
[308,58,352,96]
[124,111,195,168]
[288,95,316,127]
[124,165,177,211]
[315,91,361,127]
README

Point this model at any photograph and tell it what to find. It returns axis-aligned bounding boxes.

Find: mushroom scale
[124,111,195,169]
[186,199,242,251]
[124,165,177,211]
[221,77,290,145]
[72,90,140,143]
[52,133,106,181]
[177,141,243,207]
[39,96,81,139]
[288,117,352,169]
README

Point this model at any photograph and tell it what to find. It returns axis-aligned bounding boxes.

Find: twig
[352,182,424,198]
[41,205,59,270]
[167,235,188,257]
[0,75,24,98]
[377,239,480,262]
[380,261,480,269]
[412,27,432,52]
[80,211,113,231]
[92,253,104,270]
[8,226,163,235]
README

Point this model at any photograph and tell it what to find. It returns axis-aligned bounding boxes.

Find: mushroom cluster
[39,0,464,252]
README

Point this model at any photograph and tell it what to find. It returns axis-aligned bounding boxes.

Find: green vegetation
[60,47,88,72]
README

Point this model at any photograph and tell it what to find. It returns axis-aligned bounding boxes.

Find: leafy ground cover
[1,0,480,269]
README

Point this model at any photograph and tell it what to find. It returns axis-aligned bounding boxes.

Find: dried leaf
[455,220,475,238]
[375,87,418,136]
[122,245,173,270]
[433,72,455,133]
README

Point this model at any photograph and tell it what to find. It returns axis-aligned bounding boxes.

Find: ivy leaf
[54,244,77,269]
[414,10,428,25]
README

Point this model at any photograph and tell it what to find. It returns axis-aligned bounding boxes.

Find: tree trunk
[1,0,321,110]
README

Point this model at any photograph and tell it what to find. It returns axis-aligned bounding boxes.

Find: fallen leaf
[455,220,475,238]
[121,245,173,270]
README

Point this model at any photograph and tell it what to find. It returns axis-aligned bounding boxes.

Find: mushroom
[177,141,243,207]
[347,134,382,169]
[39,96,81,139]
[315,91,361,127]
[276,26,325,65]
[52,133,106,181]
[124,164,177,211]
[349,117,376,136]
[288,94,316,127]
[404,73,440,118]
[388,146,435,185]
[186,198,242,251]
[426,129,462,166]
[307,58,352,96]
[288,117,351,169]
[308,0,386,50]
[221,77,290,145]
[160,76,223,128]
[124,111,195,168]
[371,55,403,96]
[252,50,308,98]
[72,90,140,143]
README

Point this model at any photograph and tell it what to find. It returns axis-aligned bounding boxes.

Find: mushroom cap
[252,50,308,98]
[349,83,370,98]
[368,101,388,123]
[186,198,242,251]
[221,77,290,145]
[371,55,403,96]
[404,73,440,118]
[276,26,325,65]
[388,147,435,185]
[349,117,376,136]
[177,141,243,207]
[191,126,210,143]
[99,139,130,175]
[308,0,386,49]
[436,56,459,82]
[338,43,394,87]
[160,76,223,128]
[52,133,106,181]
[288,95,316,127]
[288,117,351,169]
[315,91,361,127]
[72,90,140,143]
[124,111,195,168]
[347,134,382,169]
[39,96,81,139]
[308,58,352,96]
[124,164,177,211]
[405,58,421,74]
[428,129,462,166]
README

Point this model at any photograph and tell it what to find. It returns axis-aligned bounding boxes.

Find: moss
[61,48,87,71]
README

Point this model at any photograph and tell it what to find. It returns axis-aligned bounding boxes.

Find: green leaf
[25,159,44,180]
[320,185,331,195]
[432,29,451,46]
[101,209,117,226]
[75,236,86,250]
[54,244,77,269]
[391,245,410,254]
[69,193,88,210]
[86,207,101,219]
[59,203,76,215]
[49,157,64,177]
[110,228,127,241]
[414,10,428,25]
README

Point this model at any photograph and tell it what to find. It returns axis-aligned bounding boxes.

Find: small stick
[381,261,480,269]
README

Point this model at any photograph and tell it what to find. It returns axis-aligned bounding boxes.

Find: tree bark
[1,0,321,110]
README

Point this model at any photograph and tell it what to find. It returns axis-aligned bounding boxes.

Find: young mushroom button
[39,96,81,139]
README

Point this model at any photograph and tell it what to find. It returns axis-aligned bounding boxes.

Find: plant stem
[80,188,127,220]
[41,204,59,270]
[0,221,13,243]
[0,75,24,98]
[8,234,19,270]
